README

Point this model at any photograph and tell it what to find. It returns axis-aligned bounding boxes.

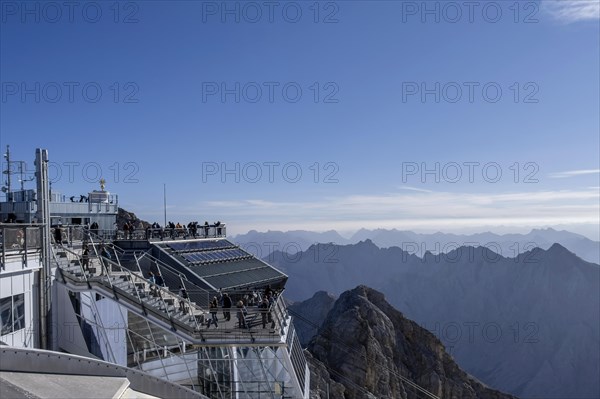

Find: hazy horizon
[227,224,600,242]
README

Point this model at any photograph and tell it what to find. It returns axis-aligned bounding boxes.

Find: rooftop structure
[0,148,309,398]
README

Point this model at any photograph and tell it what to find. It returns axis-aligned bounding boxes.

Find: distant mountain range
[232,227,600,264]
[302,286,516,399]
[272,241,600,399]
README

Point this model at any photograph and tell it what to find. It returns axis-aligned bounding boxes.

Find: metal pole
[163,183,167,227]
[6,145,13,201]
[35,148,52,350]
[20,161,24,191]
[5,145,11,201]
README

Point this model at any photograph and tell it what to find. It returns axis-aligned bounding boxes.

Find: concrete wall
[0,255,40,348]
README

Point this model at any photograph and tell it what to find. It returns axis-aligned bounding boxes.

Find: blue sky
[1,0,599,239]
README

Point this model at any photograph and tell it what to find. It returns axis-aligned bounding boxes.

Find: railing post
[23,227,28,266]
[1,226,5,269]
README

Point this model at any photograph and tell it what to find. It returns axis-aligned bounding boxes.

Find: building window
[0,294,25,335]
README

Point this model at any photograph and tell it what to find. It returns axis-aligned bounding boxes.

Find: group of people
[69,195,88,203]
[111,220,226,240]
[146,270,192,313]
[204,286,279,330]
[78,243,110,275]
[122,221,136,239]
[136,221,225,240]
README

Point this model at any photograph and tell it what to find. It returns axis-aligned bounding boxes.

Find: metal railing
[0,223,44,268]
[51,242,201,389]
[51,226,289,341]
[40,224,227,243]
[95,225,227,241]
[29,224,227,243]
[54,241,289,343]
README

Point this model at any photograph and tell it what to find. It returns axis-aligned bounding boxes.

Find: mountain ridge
[306,285,517,399]
[233,227,600,264]
[269,240,600,398]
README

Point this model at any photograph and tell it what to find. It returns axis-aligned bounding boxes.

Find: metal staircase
[51,240,290,347]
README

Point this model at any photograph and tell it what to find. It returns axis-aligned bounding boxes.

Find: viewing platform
[54,242,291,346]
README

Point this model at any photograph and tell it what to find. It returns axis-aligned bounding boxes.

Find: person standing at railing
[267,294,275,324]
[148,272,157,296]
[207,297,219,328]
[82,245,90,272]
[154,270,165,287]
[222,293,232,321]
[260,297,271,329]
[54,226,62,245]
[100,245,111,276]
[179,285,189,312]
[236,300,247,328]
[90,221,99,237]
[123,222,130,240]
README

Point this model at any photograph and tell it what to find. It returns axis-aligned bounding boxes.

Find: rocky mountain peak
[307,285,516,399]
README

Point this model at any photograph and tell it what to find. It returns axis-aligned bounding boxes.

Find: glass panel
[12,294,25,332]
[0,296,13,335]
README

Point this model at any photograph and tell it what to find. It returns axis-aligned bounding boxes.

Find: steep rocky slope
[306,286,516,399]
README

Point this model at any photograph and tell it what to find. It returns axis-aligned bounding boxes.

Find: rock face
[307,285,516,399]
[305,351,347,399]
[117,207,150,229]
[288,291,336,347]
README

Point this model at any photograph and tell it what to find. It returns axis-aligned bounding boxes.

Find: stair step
[146,298,163,307]
[114,281,130,289]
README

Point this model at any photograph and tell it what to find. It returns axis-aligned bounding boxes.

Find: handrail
[84,226,227,241]
[79,228,285,304]
[133,250,213,296]
[54,229,290,339]
[87,235,114,290]
[60,242,210,330]
[53,243,201,389]
[134,251,201,331]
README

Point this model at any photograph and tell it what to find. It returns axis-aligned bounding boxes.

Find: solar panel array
[167,240,234,252]
[204,266,284,290]
[191,258,266,277]
[180,248,249,264]
[160,238,287,290]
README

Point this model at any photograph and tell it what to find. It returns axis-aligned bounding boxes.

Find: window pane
[0,297,13,335]
[13,294,25,332]
[0,295,26,335]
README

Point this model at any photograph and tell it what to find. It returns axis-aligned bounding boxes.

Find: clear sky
[1,0,599,239]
